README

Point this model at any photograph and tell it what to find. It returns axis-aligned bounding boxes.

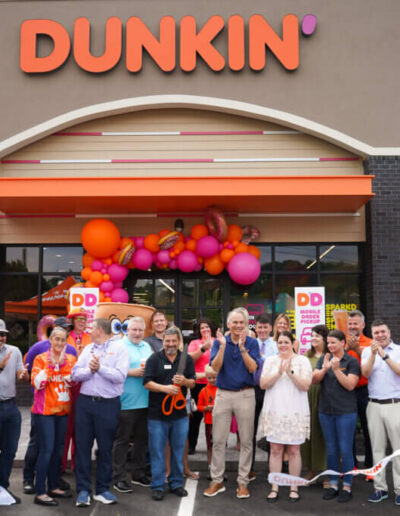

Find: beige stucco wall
[0,0,399,156]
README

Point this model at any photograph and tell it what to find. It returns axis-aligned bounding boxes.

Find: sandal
[266,489,279,503]
[289,489,300,502]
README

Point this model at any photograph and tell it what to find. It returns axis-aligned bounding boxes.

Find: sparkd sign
[20,14,317,74]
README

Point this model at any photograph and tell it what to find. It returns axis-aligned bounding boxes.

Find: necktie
[260,341,266,356]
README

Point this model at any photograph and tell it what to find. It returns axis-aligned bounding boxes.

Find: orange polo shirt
[347,334,372,387]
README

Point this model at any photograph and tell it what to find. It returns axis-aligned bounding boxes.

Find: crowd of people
[0,307,400,507]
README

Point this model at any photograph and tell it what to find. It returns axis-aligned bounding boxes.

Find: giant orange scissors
[162,343,188,416]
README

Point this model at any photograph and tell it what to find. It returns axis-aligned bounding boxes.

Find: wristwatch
[382,354,389,361]
[240,349,247,354]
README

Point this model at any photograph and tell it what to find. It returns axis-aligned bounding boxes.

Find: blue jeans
[148,417,189,491]
[75,394,121,494]
[0,399,21,489]
[318,412,357,487]
[34,414,68,495]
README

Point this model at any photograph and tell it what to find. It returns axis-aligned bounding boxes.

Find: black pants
[188,383,204,451]
[251,386,268,470]
[113,408,148,482]
[353,385,373,468]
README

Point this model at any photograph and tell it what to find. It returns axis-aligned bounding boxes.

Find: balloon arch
[78,208,262,304]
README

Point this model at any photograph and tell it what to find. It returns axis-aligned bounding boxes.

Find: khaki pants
[367,401,400,492]
[210,388,255,485]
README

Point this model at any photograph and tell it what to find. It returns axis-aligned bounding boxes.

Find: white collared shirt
[258,337,278,359]
[361,341,400,399]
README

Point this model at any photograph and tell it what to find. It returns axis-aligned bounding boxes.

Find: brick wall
[364,156,400,340]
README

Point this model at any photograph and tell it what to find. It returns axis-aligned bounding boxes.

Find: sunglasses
[75,317,86,322]
[0,332,8,337]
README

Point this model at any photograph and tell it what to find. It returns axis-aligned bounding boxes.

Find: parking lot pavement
[4,466,399,516]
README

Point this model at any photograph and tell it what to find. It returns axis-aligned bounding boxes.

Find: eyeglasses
[0,332,7,337]
[75,317,86,322]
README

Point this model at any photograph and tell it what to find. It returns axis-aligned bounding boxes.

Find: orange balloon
[82,253,95,268]
[105,296,112,302]
[205,255,225,275]
[102,258,113,265]
[232,240,239,248]
[89,271,103,286]
[191,224,208,240]
[81,218,121,258]
[174,241,185,252]
[112,250,121,263]
[103,273,110,281]
[120,237,132,250]
[248,245,261,259]
[227,224,242,242]
[81,267,92,281]
[98,291,105,302]
[144,234,160,253]
[185,239,197,252]
[85,280,96,288]
[235,242,249,254]
[220,248,235,263]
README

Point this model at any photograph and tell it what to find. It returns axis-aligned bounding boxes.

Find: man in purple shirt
[72,318,129,508]
[22,316,77,494]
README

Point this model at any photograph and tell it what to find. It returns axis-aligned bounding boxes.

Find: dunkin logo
[20,14,317,74]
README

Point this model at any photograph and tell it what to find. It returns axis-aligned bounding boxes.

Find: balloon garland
[79,210,261,301]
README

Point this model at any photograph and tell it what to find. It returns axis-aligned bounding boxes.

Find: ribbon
[268,449,400,486]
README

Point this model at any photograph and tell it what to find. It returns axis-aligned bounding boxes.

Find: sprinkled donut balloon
[205,206,228,242]
[158,231,180,250]
[118,241,135,266]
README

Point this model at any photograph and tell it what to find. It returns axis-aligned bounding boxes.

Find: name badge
[164,364,172,370]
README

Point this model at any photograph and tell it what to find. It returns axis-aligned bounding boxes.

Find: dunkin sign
[20,14,317,74]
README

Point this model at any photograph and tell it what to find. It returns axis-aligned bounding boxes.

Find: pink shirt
[188,338,211,384]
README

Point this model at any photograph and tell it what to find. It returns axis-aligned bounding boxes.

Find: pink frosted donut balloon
[205,207,228,242]
[37,315,56,341]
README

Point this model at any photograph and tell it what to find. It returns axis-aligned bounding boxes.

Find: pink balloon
[111,288,129,303]
[114,281,123,288]
[91,259,103,271]
[177,250,198,273]
[227,253,261,285]
[169,259,178,270]
[108,263,128,282]
[157,250,171,265]
[133,248,153,271]
[194,263,203,272]
[100,280,114,293]
[196,235,219,258]
[101,267,107,274]
[135,236,144,249]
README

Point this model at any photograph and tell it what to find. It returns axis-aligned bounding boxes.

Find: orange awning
[5,275,76,317]
[0,176,374,214]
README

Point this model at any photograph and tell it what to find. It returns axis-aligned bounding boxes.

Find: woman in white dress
[260,331,312,503]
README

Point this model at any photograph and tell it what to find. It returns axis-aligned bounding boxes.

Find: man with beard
[144,327,195,501]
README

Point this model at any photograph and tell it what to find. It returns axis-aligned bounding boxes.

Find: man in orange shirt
[347,309,372,468]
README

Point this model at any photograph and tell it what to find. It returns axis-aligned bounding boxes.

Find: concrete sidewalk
[14,406,269,468]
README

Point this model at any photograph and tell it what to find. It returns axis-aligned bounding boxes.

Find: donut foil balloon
[158,231,180,250]
[241,225,261,244]
[205,206,228,242]
[37,314,56,341]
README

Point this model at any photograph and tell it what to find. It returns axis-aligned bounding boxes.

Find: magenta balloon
[110,288,129,303]
[114,281,123,288]
[100,280,114,293]
[227,253,261,285]
[177,250,198,273]
[133,248,153,271]
[108,263,128,282]
[101,267,107,274]
[196,235,219,258]
[135,236,144,249]
[91,259,103,271]
[194,262,203,272]
[169,259,178,270]
[157,250,171,265]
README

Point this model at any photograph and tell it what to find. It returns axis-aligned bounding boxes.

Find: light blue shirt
[121,336,153,410]
[258,337,278,359]
[362,342,400,399]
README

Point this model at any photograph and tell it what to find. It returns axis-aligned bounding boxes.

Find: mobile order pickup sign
[295,287,325,355]
[69,287,99,331]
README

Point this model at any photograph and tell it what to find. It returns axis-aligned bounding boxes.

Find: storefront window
[43,246,83,273]
[5,247,39,273]
[155,278,175,306]
[319,245,360,271]
[131,278,153,305]
[275,246,316,272]
[320,274,360,329]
